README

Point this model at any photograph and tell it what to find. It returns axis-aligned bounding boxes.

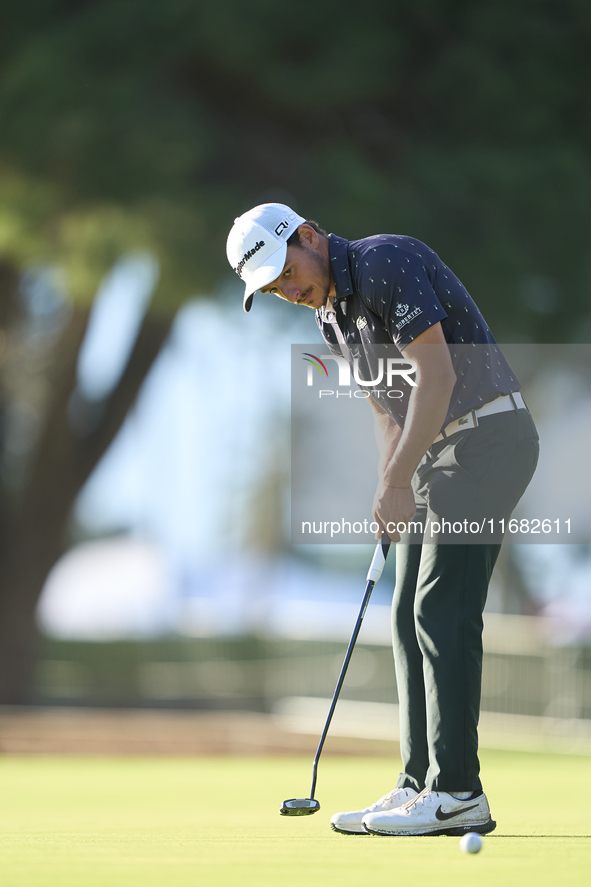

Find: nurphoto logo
[302,353,329,381]
[302,352,417,397]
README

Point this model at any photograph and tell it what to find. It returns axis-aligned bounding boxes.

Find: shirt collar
[328,233,354,302]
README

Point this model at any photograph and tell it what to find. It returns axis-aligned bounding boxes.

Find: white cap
[226,203,306,312]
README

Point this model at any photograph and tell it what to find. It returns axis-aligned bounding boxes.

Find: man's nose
[282,285,300,303]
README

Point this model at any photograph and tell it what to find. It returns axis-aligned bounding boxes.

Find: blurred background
[0,0,590,755]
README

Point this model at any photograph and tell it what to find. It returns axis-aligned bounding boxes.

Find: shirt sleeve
[357,244,448,349]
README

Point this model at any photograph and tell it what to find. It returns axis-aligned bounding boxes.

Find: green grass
[0,751,589,886]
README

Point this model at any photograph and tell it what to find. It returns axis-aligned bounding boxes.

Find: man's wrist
[383,468,413,488]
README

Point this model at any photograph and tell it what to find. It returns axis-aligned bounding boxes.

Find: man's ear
[296,224,319,249]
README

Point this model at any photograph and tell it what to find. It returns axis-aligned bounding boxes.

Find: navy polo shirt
[316,233,520,429]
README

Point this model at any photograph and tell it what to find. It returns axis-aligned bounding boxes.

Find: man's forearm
[374,412,403,477]
[383,372,455,487]
[371,324,456,541]
[369,397,403,478]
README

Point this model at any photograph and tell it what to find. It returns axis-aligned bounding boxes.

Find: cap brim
[242,243,287,312]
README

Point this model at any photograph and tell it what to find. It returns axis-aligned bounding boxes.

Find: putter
[280,534,391,816]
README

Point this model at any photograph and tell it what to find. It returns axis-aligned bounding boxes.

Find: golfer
[226,203,539,836]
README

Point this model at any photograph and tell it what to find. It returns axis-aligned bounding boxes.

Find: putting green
[0,751,589,886]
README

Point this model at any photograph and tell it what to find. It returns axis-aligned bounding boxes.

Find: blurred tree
[1,0,590,698]
[0,174,173,700]
[2,0,590,330]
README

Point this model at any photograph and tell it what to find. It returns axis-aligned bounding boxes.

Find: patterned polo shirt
[316,233,520,429]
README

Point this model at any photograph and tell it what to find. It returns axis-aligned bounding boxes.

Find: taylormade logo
[235,240,265,278]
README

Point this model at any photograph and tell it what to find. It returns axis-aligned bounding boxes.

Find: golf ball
[460,832,482,854]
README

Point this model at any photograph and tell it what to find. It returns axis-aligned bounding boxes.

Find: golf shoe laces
[399,788,432,810]
[366,788,413,812]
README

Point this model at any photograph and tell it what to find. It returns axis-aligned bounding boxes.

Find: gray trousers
[393,407,539,792]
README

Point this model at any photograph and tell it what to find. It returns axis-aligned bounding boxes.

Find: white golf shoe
[363,788,496,836]
[330,787,418,835]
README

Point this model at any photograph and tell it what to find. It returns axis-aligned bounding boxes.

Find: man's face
[260,227,333,310]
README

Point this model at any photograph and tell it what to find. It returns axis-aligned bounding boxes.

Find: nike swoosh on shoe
[435,803,479,821]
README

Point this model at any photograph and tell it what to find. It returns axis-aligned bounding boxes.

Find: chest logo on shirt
[356,316,368,331]
[395,303,409,317]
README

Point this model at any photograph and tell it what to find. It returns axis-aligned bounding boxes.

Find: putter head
[279,798,321,816]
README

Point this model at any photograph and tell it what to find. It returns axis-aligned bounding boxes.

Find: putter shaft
[309,535,391,800]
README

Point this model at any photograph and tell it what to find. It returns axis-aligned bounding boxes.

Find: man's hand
[372,481,417,542]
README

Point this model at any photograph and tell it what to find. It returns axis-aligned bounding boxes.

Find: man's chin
[299,290,330,310]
